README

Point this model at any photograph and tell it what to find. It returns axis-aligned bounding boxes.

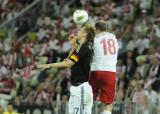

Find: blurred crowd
[0,0,160,113]
[0,0,34,24]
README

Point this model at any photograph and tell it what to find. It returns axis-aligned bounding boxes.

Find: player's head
[77,23,95,47]
[95,21,107,33]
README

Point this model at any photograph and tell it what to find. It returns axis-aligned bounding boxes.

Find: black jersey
[69,42,92,86]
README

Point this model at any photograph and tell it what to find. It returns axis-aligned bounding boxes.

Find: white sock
[102,110,111,114]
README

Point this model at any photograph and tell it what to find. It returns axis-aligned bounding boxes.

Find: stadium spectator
[0,105,4,114]
[125,58,136,79]
[36,13,52,27]
[136,56,149,78]
[144,85,158,105]
[0,75,16,94]
[34,84,48,106]
[130,72,144,88]
[146,56,160,90]
[3,104,18,114]
[54,69,69,96]
[0,0,33,24]
[158,93,160,112]
[12,96,23,113]
[124,83,135,101]
[132,82,146,113]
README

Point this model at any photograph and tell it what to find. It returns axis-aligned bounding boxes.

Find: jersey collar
[95,32,107,38]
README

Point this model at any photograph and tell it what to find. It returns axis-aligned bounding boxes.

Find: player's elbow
[63,60,74,68]
[65,63,73,68]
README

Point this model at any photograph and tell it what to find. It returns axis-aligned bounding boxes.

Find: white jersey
[91,32,119,72]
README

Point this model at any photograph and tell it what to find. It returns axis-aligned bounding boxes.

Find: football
[73,10,88,25]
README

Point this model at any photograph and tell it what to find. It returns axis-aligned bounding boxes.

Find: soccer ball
[73,10,88,25]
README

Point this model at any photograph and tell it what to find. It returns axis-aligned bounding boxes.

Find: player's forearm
[48,60,73,68]
[47,62,68,68]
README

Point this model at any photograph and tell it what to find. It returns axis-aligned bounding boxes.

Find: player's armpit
[65,59,75,67]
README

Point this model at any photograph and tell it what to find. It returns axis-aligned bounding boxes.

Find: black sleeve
[69,43,89,63]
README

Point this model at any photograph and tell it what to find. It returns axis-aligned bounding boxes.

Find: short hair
[95,21,107,31]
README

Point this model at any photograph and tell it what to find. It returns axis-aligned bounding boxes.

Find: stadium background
[0,0,160,114]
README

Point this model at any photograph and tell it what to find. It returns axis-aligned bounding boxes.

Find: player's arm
[37,43,87,70]
[37,49,81,70]
[66,44,77,59]
[64,34,78,60]
[37,59,74,70]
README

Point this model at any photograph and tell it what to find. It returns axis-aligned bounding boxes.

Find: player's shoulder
[96,32,116,38]
[76,42,89,53]
[106,32,116,38]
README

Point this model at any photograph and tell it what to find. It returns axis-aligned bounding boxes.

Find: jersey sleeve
[69,43,89,63]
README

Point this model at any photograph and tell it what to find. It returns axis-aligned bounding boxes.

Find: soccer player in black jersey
[37,24,95,114]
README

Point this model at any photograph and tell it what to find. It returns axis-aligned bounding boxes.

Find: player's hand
[37,64,50,70]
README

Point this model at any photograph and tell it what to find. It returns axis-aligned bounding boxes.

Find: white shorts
[69,82,93,114]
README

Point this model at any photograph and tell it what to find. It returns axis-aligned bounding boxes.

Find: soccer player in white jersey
[89,21,119,114]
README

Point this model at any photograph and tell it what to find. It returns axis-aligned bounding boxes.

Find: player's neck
[79,37,86,44]
[96,31,100,34]
[96,30,105,34]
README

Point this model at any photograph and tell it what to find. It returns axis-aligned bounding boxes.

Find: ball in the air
[73,10,88,25]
